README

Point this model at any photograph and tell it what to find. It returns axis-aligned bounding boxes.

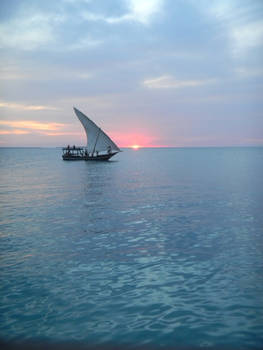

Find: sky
[0,0,263,148]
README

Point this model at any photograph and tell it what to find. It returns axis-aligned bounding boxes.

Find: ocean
[0,147,263,349]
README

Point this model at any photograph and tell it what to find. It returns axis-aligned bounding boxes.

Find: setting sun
[131,144,140,149]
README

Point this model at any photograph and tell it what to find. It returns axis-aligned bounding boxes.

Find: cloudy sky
[0,0,262,147]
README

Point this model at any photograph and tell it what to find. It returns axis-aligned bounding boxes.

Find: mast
[92,128,101,154]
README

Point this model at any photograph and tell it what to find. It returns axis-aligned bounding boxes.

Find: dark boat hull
[62,152,118,161]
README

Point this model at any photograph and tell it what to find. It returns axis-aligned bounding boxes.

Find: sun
[131,144,140,149]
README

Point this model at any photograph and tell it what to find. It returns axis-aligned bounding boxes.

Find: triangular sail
[73,107,121,153]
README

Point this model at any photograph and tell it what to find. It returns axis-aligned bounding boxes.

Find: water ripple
[1,148,263,348]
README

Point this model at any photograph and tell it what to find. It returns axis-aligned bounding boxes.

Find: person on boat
[96,151,99,157]
[107,145,111,154]
[85,150,88,156]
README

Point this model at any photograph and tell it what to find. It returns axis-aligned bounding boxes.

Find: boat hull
[62,152,118,161]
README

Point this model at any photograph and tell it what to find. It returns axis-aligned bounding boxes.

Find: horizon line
[1,145,263,149]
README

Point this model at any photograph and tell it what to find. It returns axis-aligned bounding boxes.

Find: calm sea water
[0,147,263,349]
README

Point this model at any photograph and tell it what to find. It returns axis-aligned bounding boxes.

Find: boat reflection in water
[62,107,121,161]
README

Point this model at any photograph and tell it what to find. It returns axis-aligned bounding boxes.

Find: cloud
[231,21,263,55]
[143,75,215,89]
[0,102,59,111]
[67,37,103,50]
[206,0,263,57]
[43,132,82,136]
[63,0,91,3]
[82,11,129,24]
[235,66,263,78]
[0,119,79,139]
[0,65,28,80]
[128,0,162,24]
[0,13,65,50]
[0,62,94,81]
[0,129,30,135]
[82,0,162,25]
[0,0,163,56]
[0,120,66,131]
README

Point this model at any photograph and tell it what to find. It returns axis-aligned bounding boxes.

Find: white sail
[73,107,121,153]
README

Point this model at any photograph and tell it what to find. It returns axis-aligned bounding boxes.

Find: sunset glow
[110,132,157,148]
[131,144,140,149]
[0,102,58,111]
[0,129,30,135]
[0,120,66,131]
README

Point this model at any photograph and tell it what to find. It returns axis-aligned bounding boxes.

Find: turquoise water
[0,147,263,348]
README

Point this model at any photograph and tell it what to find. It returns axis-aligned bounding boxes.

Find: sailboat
[62,107,121,161]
